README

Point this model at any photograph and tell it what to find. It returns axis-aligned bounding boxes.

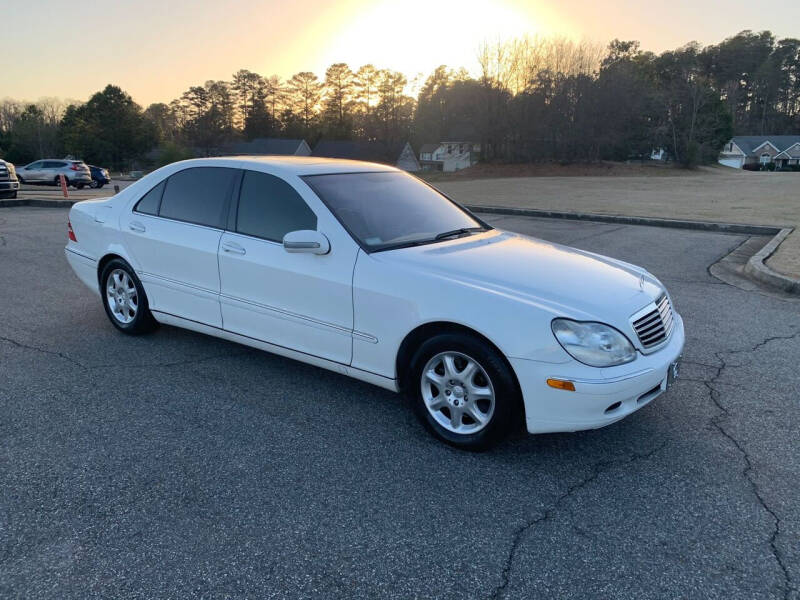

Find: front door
[23,161,44,182]
[218,170,358,364]
[120,167,238,327]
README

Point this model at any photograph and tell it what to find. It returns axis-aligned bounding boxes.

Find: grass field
[433,165,800,279]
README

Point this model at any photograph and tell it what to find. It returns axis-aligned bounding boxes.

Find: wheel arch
[395,321,523,403]
[96,253,127,286]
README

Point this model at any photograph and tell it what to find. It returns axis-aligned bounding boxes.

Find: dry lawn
[435,166,800,279]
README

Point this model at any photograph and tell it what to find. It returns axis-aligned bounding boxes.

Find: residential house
[312,140,421,172]
[418,141,481,172]
[718,136,800,169]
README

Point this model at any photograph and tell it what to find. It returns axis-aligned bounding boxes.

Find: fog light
[547,378,576,391]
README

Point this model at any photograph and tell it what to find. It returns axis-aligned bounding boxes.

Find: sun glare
[316,0,549,80]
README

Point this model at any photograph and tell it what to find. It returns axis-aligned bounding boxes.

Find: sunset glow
[2,0,799,105]
[313,0,555,79]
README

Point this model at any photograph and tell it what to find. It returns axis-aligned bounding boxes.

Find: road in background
[1,208,798,599]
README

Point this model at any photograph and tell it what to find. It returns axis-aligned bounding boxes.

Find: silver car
[16,159,92,188]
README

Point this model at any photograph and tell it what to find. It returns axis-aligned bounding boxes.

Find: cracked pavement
[1,207,799,599]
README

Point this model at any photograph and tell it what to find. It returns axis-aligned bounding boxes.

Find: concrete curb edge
[743,227,799,294]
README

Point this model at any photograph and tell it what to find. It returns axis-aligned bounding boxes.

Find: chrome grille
[632,294,674,349]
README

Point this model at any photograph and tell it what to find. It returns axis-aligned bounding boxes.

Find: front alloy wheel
[409,332,518,450]
[421,351,495,434]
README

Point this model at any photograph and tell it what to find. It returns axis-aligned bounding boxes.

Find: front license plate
[667,358,681,387]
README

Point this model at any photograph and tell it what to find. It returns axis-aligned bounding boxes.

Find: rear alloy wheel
[409,333,518,450]
[100,259,157,334]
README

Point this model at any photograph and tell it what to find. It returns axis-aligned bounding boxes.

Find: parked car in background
[89,165,111,188]
[15,159,92,188]
[64,157,684,449]
[0,159,20,199]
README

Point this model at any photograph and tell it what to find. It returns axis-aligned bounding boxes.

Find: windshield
[303,171,487,251]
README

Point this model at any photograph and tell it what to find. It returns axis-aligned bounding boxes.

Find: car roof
[168,155,400,177]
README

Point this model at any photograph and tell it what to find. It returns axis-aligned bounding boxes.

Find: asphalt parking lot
[1,207,799,599]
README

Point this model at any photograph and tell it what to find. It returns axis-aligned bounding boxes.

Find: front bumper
[513,313,685,434]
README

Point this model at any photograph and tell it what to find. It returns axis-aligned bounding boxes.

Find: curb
[0,198,78,208]
[743,227,799,294]
[465,204,782,236]
[467,204,800,296]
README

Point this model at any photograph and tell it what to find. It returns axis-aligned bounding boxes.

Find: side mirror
[282,230,330,255]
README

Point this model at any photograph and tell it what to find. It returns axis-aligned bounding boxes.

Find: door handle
[128,221,146,233]
[222,241,246,255]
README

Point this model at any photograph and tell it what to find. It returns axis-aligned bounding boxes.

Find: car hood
[374,230,664,321]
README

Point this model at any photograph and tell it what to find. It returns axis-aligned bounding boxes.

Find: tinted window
[236,170,316,242]
[43,161,64,169]
[303,171,484,251]
[27,161,43,169]
[159,167,235,228]
[133,181,165,216]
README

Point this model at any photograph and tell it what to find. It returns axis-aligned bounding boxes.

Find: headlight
[551,319,636,367]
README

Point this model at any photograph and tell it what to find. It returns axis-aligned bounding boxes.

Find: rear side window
[236,170,317,242]
[133,181,165,216]
[159,167,236,228]
[43,161,64,169]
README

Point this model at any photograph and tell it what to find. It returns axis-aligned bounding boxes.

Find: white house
[419,141,480,172]
[718,136,800,169]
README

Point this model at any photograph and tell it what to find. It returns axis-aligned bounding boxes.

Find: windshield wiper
[434,227,485,241]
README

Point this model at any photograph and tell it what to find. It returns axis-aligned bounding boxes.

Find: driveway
[1,208,798,599]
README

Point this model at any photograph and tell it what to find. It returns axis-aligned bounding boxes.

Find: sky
[3,0,799,106]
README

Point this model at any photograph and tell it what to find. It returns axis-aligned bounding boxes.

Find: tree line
[0,30,798,170]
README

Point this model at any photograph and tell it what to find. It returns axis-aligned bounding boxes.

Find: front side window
[159,167,236,228]
[303,171,486,252]
[236,170,317,242]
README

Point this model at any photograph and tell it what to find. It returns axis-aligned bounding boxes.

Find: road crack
[0,334,249,372]
[489,441,667,600]
[0,335,90,370]
[702,330,799,600]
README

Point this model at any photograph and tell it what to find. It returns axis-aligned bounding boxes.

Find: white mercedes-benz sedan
[65,157,684,449]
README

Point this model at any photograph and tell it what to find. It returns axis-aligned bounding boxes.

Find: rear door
[42,161,65,183]
[218,169,358,364]
[120,167,238,327]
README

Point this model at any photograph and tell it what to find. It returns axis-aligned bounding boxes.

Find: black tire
[89,180,99,188]
[17,176,24,184]
[408,332,518,450]
[96,183,104,189]
[75,183,85,190]
[100,259,158,335]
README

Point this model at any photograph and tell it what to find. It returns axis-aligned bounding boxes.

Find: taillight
[67,219,77,242]
[70,164,80,171]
